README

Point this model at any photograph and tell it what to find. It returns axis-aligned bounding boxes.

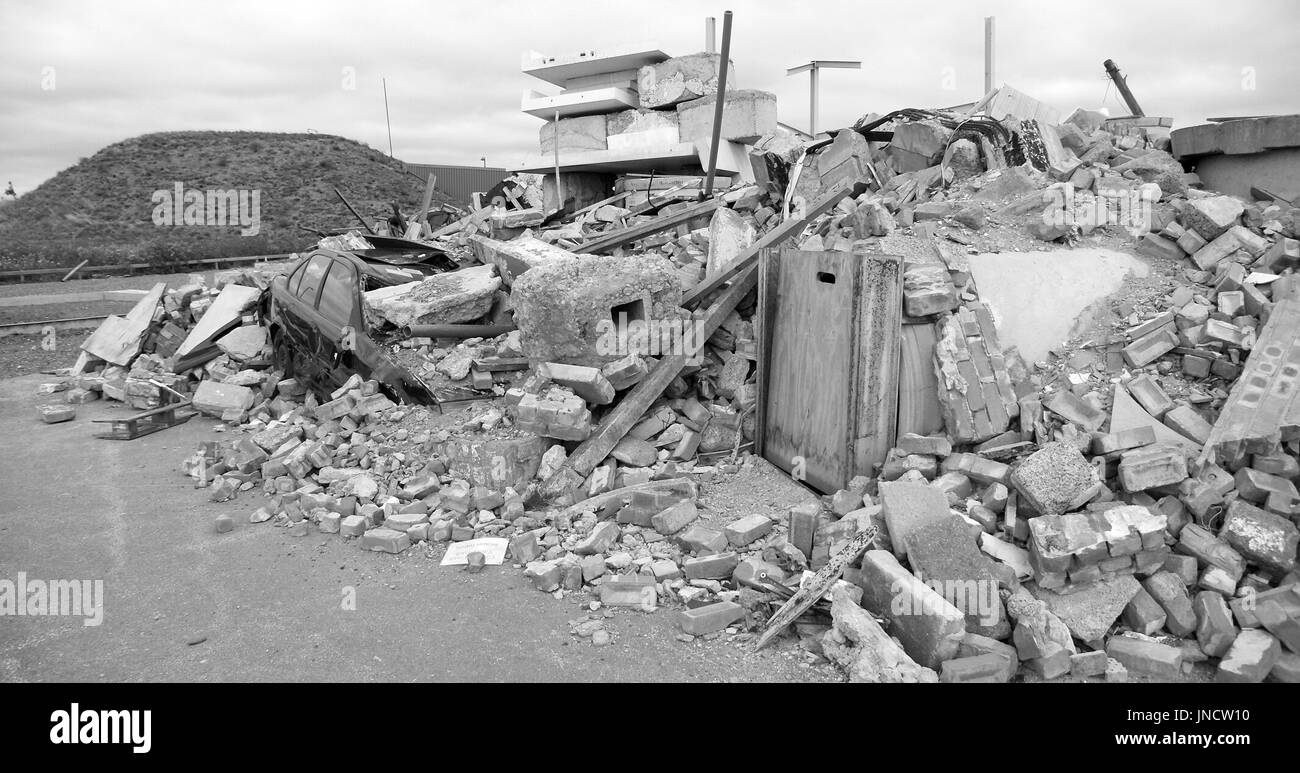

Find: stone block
[1011,441,1102,515]
[1106,635,1184,679]
[878,480,950,560]
[1220,499,1299,573]
[538,114,608,155]
[725,514,773,547]
[684,552,739,580]
[676,89,776,144]
[677,600,745,635]
[360,527,410,554]
[1141,571,1197,637]
[850,549,967,669]
[1194,590,1238,657]
[1117,443,1188,492]
[1216,629,1281,683]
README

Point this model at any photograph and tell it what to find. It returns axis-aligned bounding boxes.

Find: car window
[318,260,357,325]
[296,255,330,306]
[286,259,308,296]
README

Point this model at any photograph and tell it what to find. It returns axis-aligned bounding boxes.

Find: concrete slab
[968,248,1149,363]
[522,46,670,87]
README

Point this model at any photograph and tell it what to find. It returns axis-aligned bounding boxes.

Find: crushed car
[262,248,443,406]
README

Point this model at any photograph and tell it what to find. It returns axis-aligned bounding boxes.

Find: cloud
[2,0,1297,193]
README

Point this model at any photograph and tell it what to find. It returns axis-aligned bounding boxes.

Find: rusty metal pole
[702,10,733,199]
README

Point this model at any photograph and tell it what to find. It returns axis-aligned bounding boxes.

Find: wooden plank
[754,526,878,651]
[574,197,721,255]
[761,250,859,492]
[472,356,530,372]
[564,190,631,223]
[417,173,437,238]
[852,249,904,477]
[429,206,493,238]
[897,322,945,437]
[538,265,758,501]
[754,247,779,459]
[79,282,166,366]
[681,179,867,310]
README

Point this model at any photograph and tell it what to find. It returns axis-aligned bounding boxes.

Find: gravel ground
[0,299,132,325]
[0,333,78,378]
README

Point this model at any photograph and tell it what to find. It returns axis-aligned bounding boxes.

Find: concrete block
[192,381,255,418]
[537,362,615,405]
[651,500,698,535]
[1182,195,1244,241]
[1117,443,1188,492]
[1128,375,1174,418]
[1011,441,1102,514]
[1194,590,1238,657]
[538,114,608,154]
[638,53,724,109]
[1106,635,1184,679]
[38,404,76,423]
[878,480,950,560]
[724,514,773,547]
[1220,499,1299,573]
[1123,587,1168,635]
[1141,571,1197,637]
[1163,405,1213,445]
[677,600,745,635]
[851,549,967,669]
[940,653,1011,683]
[360,527,410,554]
[599,574,657,610]
[1216,629,1281,683]
[684,551,739,580]
[676,89,776,144]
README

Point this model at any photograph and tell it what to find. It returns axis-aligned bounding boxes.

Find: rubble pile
[34,67,1300,685]
[36,267,280,423]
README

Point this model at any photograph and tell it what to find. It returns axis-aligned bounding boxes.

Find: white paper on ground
[440,537,509,566]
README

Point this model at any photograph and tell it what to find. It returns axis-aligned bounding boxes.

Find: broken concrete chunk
[363,264,501,329]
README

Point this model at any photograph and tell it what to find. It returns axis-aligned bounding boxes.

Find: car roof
[308,248,427,287]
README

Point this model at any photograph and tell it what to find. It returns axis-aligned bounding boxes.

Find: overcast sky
[1,0,1297,194]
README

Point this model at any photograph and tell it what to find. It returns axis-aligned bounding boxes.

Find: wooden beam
[681,179,867,309]
[564,190,631,223]
[754,526,877,650]
[333,187,376,235]
[575,197,721,255]
[416,173,437,238]
[538,265,759,501]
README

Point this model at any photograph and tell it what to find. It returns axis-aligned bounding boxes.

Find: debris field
[29,43,1300,684]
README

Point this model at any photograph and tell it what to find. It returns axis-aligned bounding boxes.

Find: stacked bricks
[1203,298,1300,467]
[933,301,1020,444]
[512,386,593,441]
[1027,506,1168,590]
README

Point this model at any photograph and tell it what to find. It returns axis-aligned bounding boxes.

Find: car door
[313,258,363,388]
[277,253,331,377]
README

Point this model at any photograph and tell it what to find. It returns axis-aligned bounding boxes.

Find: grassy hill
[0,131,461,270]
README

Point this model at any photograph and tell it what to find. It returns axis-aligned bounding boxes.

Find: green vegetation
[0,131,457,270]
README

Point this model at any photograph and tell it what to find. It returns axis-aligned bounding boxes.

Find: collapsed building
[35,37,1300,684]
